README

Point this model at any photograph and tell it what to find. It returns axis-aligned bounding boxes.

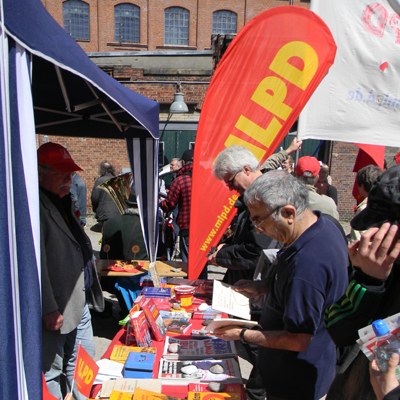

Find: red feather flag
[189,6,337,279]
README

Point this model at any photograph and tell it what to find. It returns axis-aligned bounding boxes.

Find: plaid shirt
[160,163,192,230]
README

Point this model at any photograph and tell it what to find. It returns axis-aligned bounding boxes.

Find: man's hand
[211,326,242,341]
[207,244,225,265]
[285,137,302,155]
[348,222,400,280]
[233,279,267,298]
[43,310,64,331]
[370,353,400,400]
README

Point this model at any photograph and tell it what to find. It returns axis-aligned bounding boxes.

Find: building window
[212,10,237,35]
[63,0,90,41]
[165,7,189,46]
[115,3,140,43]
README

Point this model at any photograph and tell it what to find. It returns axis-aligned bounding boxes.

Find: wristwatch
[240,328,248,344]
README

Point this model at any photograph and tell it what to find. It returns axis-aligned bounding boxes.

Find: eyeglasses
[225,170,241,187]
[251,207,280,229]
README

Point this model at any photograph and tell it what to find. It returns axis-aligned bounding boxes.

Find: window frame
[212,10,237,35]
[164,6,189,46]
[114,3,140,43]
[63,0,90,41]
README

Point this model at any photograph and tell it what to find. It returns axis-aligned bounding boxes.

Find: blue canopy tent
[0,0,160,397]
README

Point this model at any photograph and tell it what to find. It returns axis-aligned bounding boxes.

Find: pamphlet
[204,318,259,333]
[211,281,251,320]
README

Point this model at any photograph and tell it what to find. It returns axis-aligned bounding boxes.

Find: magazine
[158,358,242,383]
[163,337,236,360]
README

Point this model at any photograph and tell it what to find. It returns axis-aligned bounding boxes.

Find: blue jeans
[43,304,94,400]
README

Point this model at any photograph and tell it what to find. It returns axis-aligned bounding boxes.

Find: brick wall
[37,134,130,214]
[44,0,393,224]
[43,0,310,51]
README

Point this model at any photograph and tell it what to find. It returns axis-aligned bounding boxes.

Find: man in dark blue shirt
[212,171,348,400]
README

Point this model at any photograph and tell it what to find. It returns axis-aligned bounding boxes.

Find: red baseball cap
[37,142,82,173]
[295,156,320,177]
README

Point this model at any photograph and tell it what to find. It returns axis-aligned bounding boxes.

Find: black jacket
[216,197,280,285]
[385,387,400,400]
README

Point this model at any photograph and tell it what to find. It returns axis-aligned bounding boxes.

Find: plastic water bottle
[372,319,400,379]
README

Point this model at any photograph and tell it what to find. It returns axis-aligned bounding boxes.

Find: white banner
[298,0,400,147]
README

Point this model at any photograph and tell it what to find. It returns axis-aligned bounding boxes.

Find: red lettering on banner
[362,2,400,44]
[189,6,337,279]
[224,40,318,157]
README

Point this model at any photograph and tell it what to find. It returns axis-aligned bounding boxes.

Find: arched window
[212,10,237,35]
[164,7,189,46]
[115,3,140,43]
[63,0,90,40]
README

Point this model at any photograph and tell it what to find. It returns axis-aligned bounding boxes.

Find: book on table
[191,307,224,320]
[162,336,236,360]
[159,310,192,321]
[128,308,152,347]
[140,286,172,298]
[110,345,156,363]
[158,358,242,383]
[123,351,156,379]
[188,382,246,400]
[164,319,192,334]
[132,387,183,400]
[136,296,168,341]
[99,378,162,399]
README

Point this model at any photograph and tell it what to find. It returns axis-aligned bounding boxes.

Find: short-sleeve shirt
[258,213,348,399]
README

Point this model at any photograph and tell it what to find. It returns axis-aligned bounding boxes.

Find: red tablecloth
[90,314,207,398]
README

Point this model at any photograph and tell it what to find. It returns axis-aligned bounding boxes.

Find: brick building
[39,0,395,221]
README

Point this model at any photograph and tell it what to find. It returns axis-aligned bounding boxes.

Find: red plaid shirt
[160,163,192,230]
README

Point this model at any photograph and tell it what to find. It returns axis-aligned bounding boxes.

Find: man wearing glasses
[212,170,348,400]
[209,138,302,285]
[210,140,300,400]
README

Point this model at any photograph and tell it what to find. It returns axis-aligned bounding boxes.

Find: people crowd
[39,138,400,400]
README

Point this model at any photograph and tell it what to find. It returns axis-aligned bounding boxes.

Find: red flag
[352,143,385,203]
[189,6,337,279]
[72,345,99,398]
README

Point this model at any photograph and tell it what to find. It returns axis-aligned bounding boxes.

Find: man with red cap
[38,142,104,400]
[295,156,339,220]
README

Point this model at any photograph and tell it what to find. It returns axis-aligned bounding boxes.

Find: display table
[90,319,207,398]
[96,259,187,278]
